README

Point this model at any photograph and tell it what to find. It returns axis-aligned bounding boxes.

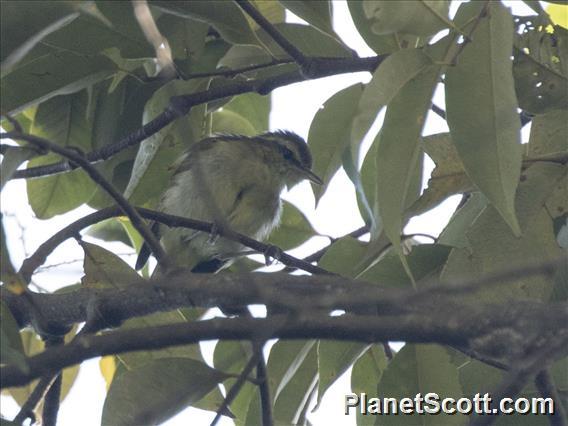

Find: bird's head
[256,130,322,189]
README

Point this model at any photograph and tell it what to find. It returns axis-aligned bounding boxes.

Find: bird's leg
[207,222,221,245]
[263,245,283,266]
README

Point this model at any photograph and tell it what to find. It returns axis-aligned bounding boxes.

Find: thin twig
[234,0,309,71]
[1,131,170,271]
[40,336,65,426]
[17,206,330,283]
[254,342,273,426]
[210,347,264,426]
[12,374,57,424]
[181,59,294,80]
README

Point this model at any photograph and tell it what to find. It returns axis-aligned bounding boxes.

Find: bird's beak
[298,166,323,185]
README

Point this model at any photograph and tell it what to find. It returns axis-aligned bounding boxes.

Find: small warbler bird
[135,130,322,272]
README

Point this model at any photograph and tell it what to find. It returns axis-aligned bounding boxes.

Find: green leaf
[26,91,97,219]
[87,78,163,209]
[307,83,364,204]
[278,1,335,37]
[0,300,27,371]
[318,236,368,278]
[441,163,567,302]
[408,133,474,217]
[359,244,452,288]
[438,193,488,249]
[212,109,256,136]
[271,343,318,425]
[101,358,229,426]
[267,201,317,250]
[213,341,254,420]
[0,1,79,74]
[223,92,270,134]
[362,0,450,37]
[157,13,209,60]
[257,23,352,58]
[446,2,522,236]
[0,146,37,190]
[151,0,258,45]
[513,23,568,114]
[244,340,317,424]
[124,79,207,206]
[377,344,464,425]
[39,1,153,60]
[316,340,370,408]
[374,61,440,258]
[350,345,388,426]
[80,241,143,288]
[85,219,131,247]
[347,2,422,55]
[8,329,79,407]
[352,49,434,155]
[0,50,116,115]
[528,109,568,157]
[457,355,568,425]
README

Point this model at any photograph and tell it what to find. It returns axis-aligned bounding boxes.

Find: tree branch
[9,56,385,180]
[2,300,566,389]
[1,131,170,271]
[17,206,330,284]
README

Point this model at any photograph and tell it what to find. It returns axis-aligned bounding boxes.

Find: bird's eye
[282,148,294,161]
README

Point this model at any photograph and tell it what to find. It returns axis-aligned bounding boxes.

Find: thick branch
[2,301,567,389]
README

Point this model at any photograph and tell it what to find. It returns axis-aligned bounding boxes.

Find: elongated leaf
[0,1,78,73]
[0,146,37,190]
[377,344,464,425]
[307,83,364,204]
[408,133,473,217]
[101,358,229,426]
[223,92,270,134]
[528,109,568,157]
[124,79,207,206]
[213,341,254,420]
[80,241,144,288]
[278,1,335,36]
[0,300,27,371]
[26,91,97,218]
[359,244,452,288]
[363,0,450,37]
[351,49,434,150]
[316,340,369,408]
[441,163,567,303]
[350,345,388,426]
[9,329,79,408]
[374,63,440,257]
[212,109,256,136]
[257,23,352,58]
[446,1,522,236]
[267,201,317,250]
[319,236,368,278]
[151,1,258,45]
[347,1,421,55]
[1,50,116,115]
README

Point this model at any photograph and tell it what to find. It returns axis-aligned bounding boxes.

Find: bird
[135,130,322,273]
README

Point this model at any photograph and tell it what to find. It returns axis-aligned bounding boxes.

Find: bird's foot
[263,245,283,266]
[207,223,220,245]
